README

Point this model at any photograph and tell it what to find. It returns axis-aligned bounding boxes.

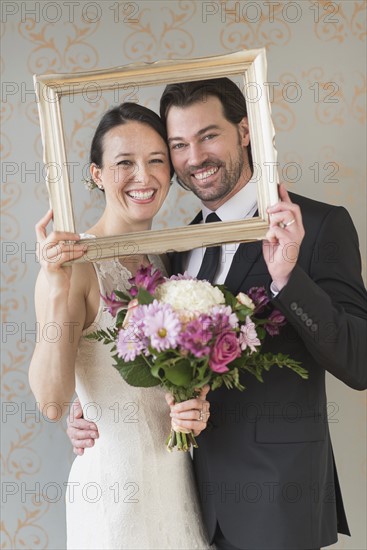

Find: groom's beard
[175,142,246,204]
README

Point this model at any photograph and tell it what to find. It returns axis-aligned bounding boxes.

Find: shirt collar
[201,177,258,222]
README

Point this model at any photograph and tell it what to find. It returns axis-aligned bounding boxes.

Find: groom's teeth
[128,190,155,200]
[194,167,219,180]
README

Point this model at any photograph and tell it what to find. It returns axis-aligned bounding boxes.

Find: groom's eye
[203,134,217,141]
[171,143,185,150]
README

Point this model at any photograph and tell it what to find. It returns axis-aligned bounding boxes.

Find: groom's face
[166,95,251,210]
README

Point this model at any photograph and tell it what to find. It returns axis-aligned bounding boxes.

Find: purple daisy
[143,300,181,352]
[116,324,147,361]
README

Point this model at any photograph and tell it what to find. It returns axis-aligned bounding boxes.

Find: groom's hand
[263,183,305,291]
[66,398,99,455]
[165,385,211,437]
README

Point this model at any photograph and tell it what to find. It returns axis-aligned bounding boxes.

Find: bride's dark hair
[90,102,174,177]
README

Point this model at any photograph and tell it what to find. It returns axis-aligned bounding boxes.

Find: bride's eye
[117,160,133,168]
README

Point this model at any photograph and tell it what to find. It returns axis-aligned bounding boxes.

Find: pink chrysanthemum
[239,316,261,354]
[116,324,147,361]
[143,300,181,351]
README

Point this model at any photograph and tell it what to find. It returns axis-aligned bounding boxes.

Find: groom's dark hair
[159,78,252,170]
[160,77,247,126]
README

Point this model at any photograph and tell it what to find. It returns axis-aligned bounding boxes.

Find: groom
[67,78,367,550]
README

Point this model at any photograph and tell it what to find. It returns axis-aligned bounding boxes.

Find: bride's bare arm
[29,210,88,421]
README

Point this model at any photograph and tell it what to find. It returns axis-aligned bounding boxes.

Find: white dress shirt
[185,178,258,284]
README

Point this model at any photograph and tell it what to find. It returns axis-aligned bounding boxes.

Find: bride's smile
[90,120,171,235]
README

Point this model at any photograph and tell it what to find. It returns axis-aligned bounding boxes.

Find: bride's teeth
[128,190,155,200]
[194,167,218,180]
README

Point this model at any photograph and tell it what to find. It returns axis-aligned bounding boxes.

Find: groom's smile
[166,95,252,210]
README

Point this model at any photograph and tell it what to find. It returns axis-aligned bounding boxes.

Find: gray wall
[1,1,366,548]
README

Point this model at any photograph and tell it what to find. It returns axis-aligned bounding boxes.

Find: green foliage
[217,285,237,308]
[114,290,131,302]
[116,309,127,328]
[86,328,117,344]
[164,359,192,386]
[113,354,160,388]
[137,288,154,305]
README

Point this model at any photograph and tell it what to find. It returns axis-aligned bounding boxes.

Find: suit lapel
[171,210,266,288]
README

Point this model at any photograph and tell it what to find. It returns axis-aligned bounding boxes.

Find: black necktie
[196,212,221,283]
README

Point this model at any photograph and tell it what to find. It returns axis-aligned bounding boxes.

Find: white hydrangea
[155,279,225,315]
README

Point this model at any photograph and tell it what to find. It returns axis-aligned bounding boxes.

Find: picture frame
[34,48,279,262]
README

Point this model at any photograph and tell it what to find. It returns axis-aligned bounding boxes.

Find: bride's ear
[90,163,103,188]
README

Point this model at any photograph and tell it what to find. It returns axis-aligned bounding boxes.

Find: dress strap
[79,233,133,297]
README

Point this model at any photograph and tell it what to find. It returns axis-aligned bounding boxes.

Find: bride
[29,103,211,549]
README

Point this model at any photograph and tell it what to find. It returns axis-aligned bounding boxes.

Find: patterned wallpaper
[1,1,366,548]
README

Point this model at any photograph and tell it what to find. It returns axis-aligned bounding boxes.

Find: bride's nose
[131,162,150,185]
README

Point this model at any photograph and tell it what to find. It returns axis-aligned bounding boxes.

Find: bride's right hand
[35,210,86,289]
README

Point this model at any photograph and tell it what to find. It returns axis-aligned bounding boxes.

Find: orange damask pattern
[18,18,100,73]
[1,498,49,549]
[123,0,197,61]
[311,0,366,43]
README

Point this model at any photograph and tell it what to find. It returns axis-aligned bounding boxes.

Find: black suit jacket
[171,193,367,549]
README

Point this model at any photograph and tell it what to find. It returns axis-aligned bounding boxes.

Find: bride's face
[91,121,171,230]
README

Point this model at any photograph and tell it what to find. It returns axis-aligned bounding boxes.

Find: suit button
[301,313,308,322]
[311,323,318,332]
[296,307,303,316]
[306,318,313,327]
[290,302,297,311]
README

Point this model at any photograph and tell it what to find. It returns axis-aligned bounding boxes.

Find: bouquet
[88,266,308,451]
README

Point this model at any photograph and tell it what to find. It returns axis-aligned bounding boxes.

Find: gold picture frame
[34,48,279,262]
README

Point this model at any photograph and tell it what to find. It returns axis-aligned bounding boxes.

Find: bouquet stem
[165,428,198,452]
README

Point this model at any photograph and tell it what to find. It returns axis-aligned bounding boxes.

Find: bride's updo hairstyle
[90,102,174,177]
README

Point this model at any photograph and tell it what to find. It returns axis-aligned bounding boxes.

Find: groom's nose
[187,143,208,168]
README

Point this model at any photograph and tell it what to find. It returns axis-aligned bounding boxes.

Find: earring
[98,184,104,190]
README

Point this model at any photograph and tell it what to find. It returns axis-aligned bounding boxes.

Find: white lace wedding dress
[66,252,211,549]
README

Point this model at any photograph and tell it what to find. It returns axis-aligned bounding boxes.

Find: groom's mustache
[187,161,223,173]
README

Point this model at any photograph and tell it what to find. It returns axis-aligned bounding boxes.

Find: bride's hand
[35,210,86,289]
[165,385,211,437]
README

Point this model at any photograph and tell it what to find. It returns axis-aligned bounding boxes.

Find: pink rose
[209,331,241,373]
